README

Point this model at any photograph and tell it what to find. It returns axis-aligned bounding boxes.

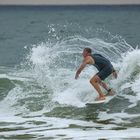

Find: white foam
[1,37,140,114]
[53,74,98,107]
[107,49,140,110]
[24,37,140,109]
[1,116,140,139]
[1,37,140,139]
[0,73,30,81]
[98,111,140,124]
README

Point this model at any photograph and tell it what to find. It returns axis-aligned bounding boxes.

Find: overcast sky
[0,0,140,5]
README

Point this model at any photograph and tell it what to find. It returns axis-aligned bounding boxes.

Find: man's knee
[90,75,101,84]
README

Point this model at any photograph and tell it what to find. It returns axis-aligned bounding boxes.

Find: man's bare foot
[95,96,105,101]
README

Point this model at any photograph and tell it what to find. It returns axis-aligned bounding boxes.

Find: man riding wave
[75,48,117,101]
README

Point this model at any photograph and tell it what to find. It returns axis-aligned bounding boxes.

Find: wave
[114,49,140,104]
[0,35,140,116]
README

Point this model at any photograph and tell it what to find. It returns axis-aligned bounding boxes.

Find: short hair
[84,48,92,53]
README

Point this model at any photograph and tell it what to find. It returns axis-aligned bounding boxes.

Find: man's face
[82,50,88,58]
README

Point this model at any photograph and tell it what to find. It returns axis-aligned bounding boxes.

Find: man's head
[82,48,92,57]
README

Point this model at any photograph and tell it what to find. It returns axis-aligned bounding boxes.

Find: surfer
[75,48,117,101]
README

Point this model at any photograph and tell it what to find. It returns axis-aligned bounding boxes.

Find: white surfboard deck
[86,95,115,105]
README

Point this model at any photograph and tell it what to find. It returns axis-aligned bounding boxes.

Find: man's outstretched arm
[75,56,93,79]
[75,61,87,79]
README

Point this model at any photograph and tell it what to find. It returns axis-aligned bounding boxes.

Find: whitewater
[0,35,140,139]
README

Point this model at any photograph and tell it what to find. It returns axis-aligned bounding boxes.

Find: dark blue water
[0,5,140,66]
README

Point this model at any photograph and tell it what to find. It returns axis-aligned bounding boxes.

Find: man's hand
[75,69,80,79]
[112,71,117,79]
[75,73,79,79]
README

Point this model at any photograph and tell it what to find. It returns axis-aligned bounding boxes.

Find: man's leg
[99,81,114,96]
[90,75,105,100]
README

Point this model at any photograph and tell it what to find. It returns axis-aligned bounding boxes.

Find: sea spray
[25,36,134,107]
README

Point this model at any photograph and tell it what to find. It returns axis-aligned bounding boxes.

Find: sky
[0,0,140,5]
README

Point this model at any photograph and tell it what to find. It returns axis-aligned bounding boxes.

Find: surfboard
[86,95,115,105]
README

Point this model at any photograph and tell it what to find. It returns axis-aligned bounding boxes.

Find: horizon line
[0,0,140,5]
[0,3,140,6]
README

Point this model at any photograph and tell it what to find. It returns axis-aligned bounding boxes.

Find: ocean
[0,5,140,139]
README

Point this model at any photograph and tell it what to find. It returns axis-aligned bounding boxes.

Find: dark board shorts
[97,66,113,80]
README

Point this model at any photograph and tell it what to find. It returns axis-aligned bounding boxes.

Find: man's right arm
[75,61,87,79]
[75,56,94,79]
